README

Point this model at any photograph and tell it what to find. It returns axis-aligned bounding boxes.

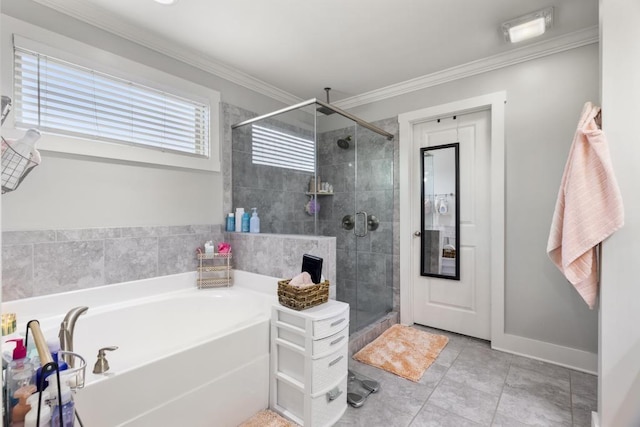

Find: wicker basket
[277,279,330,311]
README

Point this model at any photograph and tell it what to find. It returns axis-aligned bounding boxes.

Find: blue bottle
[226,213,235,232]
[241,211,250,232]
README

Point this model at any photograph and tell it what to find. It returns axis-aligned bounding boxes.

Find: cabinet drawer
[310,342,348,394]
[312,325,348,357]
[310,374,347,427]
[313,307,349,339]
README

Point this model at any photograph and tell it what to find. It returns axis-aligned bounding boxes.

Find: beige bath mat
[353,324,449,382]
[238,409,299,427]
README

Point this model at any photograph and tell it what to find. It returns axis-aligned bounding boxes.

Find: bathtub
[3,270,279,426]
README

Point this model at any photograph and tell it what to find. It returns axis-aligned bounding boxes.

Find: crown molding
[30,0,303,106]
[333,26,599,110]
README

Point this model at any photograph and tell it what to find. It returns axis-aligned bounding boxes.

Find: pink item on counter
[288,272,314,288]
[547,102,624,309]
[217,242,231,254]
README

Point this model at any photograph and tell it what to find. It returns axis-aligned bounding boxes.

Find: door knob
[414,231,421,237]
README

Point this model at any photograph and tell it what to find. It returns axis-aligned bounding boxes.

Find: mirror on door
[420,143,460,280]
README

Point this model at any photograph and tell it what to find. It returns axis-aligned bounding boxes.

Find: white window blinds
[251,124,315,173]
[14,45,210,157]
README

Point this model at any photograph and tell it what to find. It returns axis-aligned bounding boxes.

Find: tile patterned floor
[336,325,597,427]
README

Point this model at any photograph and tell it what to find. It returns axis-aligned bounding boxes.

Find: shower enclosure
[231,99,394,333]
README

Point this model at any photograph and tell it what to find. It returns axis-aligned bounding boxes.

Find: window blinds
[14,46,210,157]
[251,124,315,173]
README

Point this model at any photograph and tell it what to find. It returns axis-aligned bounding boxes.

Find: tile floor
[336,325,597,427]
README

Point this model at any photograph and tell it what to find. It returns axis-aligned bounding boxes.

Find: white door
[411,110,491,339]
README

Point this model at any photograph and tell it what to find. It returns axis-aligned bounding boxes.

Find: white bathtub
[3,271,279,427]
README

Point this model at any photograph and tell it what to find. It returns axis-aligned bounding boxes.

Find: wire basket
[1,136,39,194]
[57,351,87,390]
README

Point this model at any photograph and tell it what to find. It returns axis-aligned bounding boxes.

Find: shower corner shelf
[305,192,334,196]
[197,252,232,288]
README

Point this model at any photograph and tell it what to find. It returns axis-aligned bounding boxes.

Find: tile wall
[1,224,223,301]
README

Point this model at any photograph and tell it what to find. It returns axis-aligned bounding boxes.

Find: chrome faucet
[58,306,88,368]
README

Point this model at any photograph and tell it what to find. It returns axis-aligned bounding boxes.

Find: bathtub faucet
[58,306,88,368]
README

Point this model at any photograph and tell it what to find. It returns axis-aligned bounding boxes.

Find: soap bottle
[250,208,260,233]
[235,208,244,232]
[226,213,235,232]
[23,391,51,427]
[241,210,250,232]
[46,374,74,427]
[5,338,34,423]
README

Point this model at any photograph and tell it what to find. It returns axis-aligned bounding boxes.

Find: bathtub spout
[58,306,88,368]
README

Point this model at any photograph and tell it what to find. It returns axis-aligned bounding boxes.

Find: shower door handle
[354,211,368,237]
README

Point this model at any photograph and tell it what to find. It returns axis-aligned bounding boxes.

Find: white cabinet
[271,301,349,426]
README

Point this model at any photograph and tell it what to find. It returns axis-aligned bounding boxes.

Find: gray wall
[348,44,600,353]
[1,0,289,231]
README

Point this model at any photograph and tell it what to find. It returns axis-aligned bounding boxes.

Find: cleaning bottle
[241,210,250,232]
[5,338,34,423]
[23,391,51,427]
[46,374,74,427]
[234,208,244,232]
[250,208,260,233]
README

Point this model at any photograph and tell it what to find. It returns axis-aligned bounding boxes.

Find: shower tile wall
[229,105,315,234]
[317,118,399,327]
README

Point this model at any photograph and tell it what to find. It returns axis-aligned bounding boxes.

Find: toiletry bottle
[241,210,250,232]
[5,338,34,423]
[46,375,74,427]
[235,208,244,232]
[250,208,260,233]
[12,384,37,426]
[23,391,51,427]
[226,213,235,232]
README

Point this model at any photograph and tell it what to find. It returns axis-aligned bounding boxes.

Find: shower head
[337,136,351,149]
[317,87,336,115]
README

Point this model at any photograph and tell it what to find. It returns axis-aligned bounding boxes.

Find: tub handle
[330,336,345,346]
[330,318,345,327]
[328,355,343,367]
[326,387,343,402]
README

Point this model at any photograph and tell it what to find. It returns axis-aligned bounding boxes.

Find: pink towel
[547,102,624,309]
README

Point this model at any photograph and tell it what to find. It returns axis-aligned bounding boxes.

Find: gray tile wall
[227,232,336,288]
[1,225,223,301]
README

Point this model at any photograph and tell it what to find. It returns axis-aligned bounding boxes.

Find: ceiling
[28,0,598,104]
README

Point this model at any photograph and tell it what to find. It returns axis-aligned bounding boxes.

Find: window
[14,45,209,158]
[252,124,315,173]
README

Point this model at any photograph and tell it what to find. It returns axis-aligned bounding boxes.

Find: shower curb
[348,312,399,358]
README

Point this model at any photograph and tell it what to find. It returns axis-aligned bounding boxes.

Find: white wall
[351,45,600,355]
[599,0,640,425]
[1,0,287,230]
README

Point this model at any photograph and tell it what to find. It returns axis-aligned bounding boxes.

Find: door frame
[398,91,506,344]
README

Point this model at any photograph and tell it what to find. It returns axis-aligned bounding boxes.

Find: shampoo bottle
[241,211,250,232]
[250,208,260,233]
[226,213,235,232]
[235,208,244,232]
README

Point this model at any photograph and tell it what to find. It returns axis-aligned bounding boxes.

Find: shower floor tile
[334,326,596,427]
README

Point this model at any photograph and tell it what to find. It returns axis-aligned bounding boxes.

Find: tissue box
[277,279,330,311]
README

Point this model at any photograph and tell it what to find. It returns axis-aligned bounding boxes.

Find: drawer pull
[329,355,343,367]
[326,387,342,402]
[330,335,345,346]
[330,318,346,327]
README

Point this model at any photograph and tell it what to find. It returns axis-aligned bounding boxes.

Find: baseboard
[492,332,597,374]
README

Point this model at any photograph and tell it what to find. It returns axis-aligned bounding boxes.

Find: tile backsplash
[2,224,223,301]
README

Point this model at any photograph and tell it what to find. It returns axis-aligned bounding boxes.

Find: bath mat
[353,324,449,382]
[238,409,299,427]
